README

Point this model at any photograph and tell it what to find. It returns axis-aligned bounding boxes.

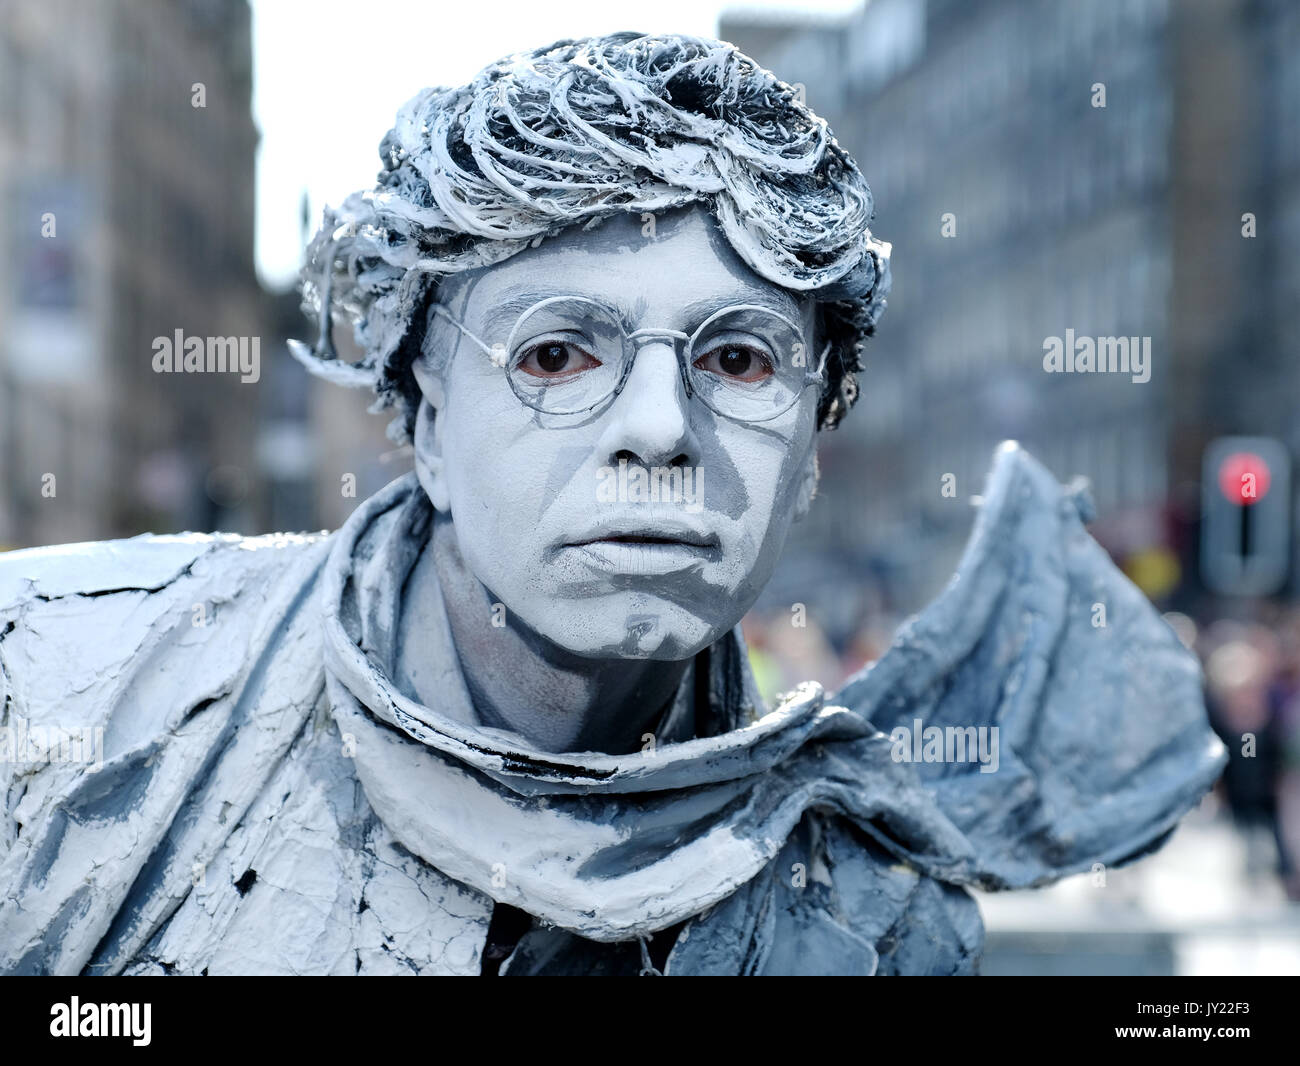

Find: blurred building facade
[3,0,1295,589]
[724,0,1300,621]
[0,0,262,548]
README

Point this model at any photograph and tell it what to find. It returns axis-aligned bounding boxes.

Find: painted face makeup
[413,205,820,660]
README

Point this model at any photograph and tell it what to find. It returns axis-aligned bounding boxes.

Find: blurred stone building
[267,284,411,536]
[724,0,1300,621]
[0,0,261,548]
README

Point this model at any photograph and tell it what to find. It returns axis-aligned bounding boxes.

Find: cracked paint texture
[0,445,1226,975]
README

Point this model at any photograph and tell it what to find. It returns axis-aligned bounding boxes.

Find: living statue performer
[0,33,1225,976]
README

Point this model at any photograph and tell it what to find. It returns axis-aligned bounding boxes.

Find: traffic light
[1200,436,1290,596]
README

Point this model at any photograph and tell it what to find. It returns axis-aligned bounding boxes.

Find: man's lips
[558,520,721,574]
[561,514,720,551]
[567,531,720,549]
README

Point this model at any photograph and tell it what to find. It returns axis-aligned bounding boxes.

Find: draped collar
[319,444,1227,949]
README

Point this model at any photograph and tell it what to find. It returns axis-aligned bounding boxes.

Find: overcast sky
[249,0,861,289]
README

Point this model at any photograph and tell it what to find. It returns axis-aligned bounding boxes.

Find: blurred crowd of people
[1190,607,1300,901]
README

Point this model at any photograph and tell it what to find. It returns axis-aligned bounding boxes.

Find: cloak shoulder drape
[0,443,1226,975]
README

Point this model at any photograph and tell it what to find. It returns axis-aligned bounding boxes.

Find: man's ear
[411,358,451,512]
[792,447,819,522]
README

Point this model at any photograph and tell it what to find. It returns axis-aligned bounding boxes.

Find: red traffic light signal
[1202,437,1290,596]
[1217,451,1272,506]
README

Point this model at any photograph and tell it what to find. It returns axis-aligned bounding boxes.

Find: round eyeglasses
[428,295,830,423]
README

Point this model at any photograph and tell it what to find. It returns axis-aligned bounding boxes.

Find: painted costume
[0,444,1226,975]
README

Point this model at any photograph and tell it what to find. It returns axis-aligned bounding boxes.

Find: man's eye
[516,340,601,379]
[693,343,774,383]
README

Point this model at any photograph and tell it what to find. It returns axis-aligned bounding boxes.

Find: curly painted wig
[294,31,891,442]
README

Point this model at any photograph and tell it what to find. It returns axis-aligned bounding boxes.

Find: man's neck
[398,513,692,755]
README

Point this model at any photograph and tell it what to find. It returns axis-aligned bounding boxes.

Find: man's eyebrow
[480,286,804,328]
[678,290,803,326]
[486,288,572,321]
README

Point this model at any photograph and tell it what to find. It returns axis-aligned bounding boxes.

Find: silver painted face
[413,205,821,660]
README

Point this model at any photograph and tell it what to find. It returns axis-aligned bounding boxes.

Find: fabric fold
[0,440,1227,974]
[319,441,1227,951]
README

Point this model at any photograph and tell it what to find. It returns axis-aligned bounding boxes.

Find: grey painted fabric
[0,444,1226,975]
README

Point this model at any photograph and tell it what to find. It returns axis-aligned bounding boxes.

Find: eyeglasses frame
[427,295,831,424]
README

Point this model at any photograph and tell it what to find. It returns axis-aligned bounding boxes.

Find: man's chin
[535,603,730,662]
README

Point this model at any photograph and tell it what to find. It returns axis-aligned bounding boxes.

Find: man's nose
[596,341,696,468]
